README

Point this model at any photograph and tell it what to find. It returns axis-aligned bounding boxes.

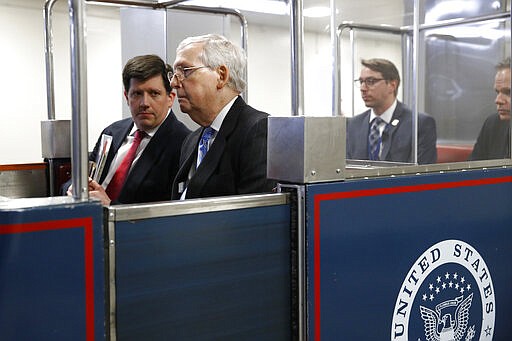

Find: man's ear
[216,65,229,89]
[168,90,176,105]
[123,90,129,103]
[388,79,398,95]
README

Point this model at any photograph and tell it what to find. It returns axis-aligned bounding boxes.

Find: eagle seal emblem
[391,240,495,340]
[420,293,473,341]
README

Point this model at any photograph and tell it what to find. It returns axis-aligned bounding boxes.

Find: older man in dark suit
[346,58,437,164]
[170,34,275,199]
[469,57,511,160]
[64,54,190,205]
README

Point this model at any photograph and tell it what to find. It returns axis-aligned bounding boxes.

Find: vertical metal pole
[350,29,355,116]
[44,0,58,121]
[289,2,305,338]
[44,0,59,196]
[69,0,89,200]
[331,0,340,117]
[290,0,304,116]
[412,0,419,164]
[509,7,512,160]
[295,185,306,341]
[236,11,249,101]
[401,31,412,106]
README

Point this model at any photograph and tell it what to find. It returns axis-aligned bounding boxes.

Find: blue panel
[306,168,512,340]
[0,201,105,341]
[115,204,291,340]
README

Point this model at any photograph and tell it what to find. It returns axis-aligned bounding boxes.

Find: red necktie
[106,130,145,201]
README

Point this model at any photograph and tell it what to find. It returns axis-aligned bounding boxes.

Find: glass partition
[336,0,511,167]
[423,16,510,162]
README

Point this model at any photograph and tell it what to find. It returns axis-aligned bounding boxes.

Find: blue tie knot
[198,127,215,166]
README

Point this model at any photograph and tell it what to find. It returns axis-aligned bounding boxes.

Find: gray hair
[177,34,246,93]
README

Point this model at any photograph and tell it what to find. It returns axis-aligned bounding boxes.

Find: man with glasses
[169,34,275,199]
[346,58,437,164]
[64,54,190,205]
[469,57,511,160]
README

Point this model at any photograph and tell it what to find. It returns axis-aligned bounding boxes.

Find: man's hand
[88,179,112,206]
[66,178,112,206]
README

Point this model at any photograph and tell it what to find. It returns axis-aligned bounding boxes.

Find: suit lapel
[125,113,173,189]
[186,96,243,198]
[380,102,403,160]
[99,120,133,183]
[173,129,201,197]
[359,111,371,157]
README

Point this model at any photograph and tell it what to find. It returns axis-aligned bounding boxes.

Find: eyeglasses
[168,65,209,82]
[354,78,385,88]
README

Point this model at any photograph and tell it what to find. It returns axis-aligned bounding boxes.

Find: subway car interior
[0,0,511,340]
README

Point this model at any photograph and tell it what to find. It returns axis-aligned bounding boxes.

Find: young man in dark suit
[169,34,275,199]
[65,54,190,205]
[346,58,437,164]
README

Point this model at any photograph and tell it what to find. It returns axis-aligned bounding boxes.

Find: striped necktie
[368,117,384,160]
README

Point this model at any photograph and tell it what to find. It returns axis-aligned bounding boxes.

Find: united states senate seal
[391,239,495,341]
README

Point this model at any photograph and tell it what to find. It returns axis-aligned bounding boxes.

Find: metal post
[44,0,58,120]
[69,0,89,200]
[290,0,304,116]
[412,0,420,164]
[350,28,355,115]
[331,0,340,117]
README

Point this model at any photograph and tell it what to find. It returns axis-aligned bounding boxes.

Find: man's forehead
[174,43,201,66]
[360,67,381,76]
[495,71,510,90]
[128,75,164,89]
[496,68,510,79]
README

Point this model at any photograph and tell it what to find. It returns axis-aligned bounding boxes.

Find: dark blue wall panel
[306,168,512,340]
[115,204,291,340]
[0,201,105,341]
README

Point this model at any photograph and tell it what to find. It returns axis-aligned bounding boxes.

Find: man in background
[469,57,511,160]
[65,54,190,205]
[346,58,437,164]
[169,34,275,199]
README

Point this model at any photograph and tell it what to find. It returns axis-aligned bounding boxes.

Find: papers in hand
[90,134,112,182]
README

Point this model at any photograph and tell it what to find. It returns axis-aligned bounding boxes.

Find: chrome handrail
[43,0,249,201]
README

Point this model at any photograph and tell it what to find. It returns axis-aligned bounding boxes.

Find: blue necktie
[197,127,215,167]
[369,117,384,160]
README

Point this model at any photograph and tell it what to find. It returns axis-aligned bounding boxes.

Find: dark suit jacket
[171,96,275,199]
[63,111,190,204]
[469,113,511,160]
[346,101,437,164]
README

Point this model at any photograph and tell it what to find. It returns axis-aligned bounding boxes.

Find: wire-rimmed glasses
[168,65,209,83]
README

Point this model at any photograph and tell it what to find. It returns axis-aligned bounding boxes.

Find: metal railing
[43,0,248,200]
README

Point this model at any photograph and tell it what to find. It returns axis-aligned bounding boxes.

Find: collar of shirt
[209,95,238,133]
[194,96,238,171]
[369,99,397,126]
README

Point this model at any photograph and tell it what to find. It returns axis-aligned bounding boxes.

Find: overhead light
[303,6,331,18]
[185,0,288,15]
[184,1,333,18]
[491,1,501,10]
